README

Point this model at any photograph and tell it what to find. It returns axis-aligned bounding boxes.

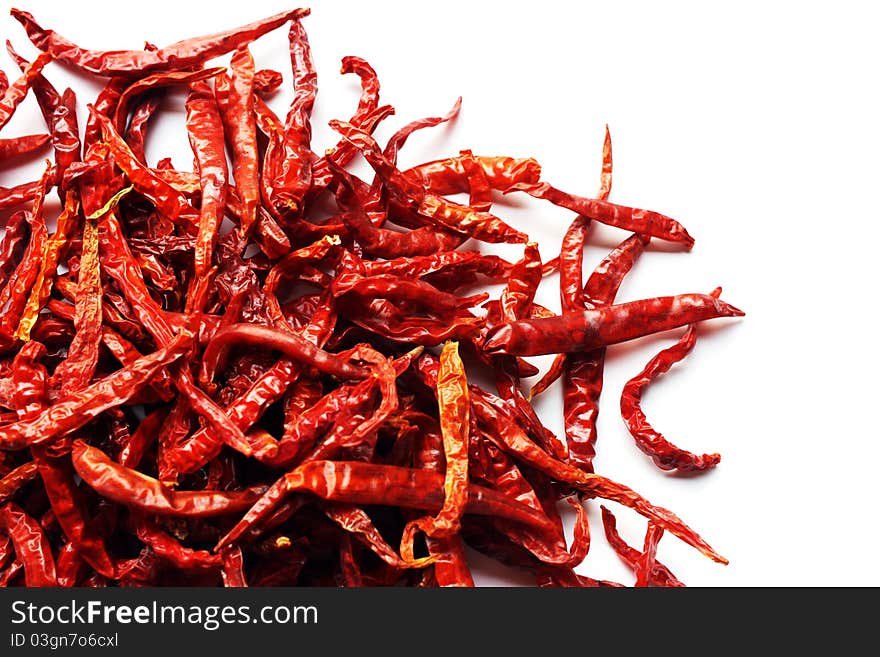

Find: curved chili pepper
[0,461,39,503]
[401,342,469,560]
[383,98,462,168]
[0,503,56,586]
[469,392,727,564]
[72,440,266,518]
[113,67,223,135]
[0,51,53,130]
[620,294,723,472]
[215,48,259,237]
[511,181,694,247]
[132,514,221,571]
[334,274,488,317]
[483,292,744,357]
[202,323,368,384]
[405,155,542,195]
[12,8,310,76]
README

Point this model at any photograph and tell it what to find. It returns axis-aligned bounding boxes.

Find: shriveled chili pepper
[483,292,744,357]
[619,290,723,472]
[124,93,160,163]
[215,48,259,237]
[0,133,50,162]
[113,67,223,135]
[12,8,310,76]
[0,503,56,586]
[72,440,265,518]
[185,78,228,281]
[511,181,695,247]
[132,514,221,572]
[0,461,38,503]
[202,323,368,384]
[405,154,542,196]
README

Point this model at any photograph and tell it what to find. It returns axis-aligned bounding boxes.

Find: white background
[1,0,877,586]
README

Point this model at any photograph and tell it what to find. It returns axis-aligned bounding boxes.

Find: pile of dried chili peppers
[0,7,743,587]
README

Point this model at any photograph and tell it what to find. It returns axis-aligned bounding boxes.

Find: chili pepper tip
[719,301,745,317]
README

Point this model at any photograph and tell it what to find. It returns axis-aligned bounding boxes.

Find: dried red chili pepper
[113,68,223,135]
[12,8,310,76]
[483,292,744,357]
[511,181,695,247]
[0,461,38,503]
[0,133,50,161]
[185,78,228,281]
[0,51,53,130]
[215,48,259,237]
[72,440,265,518]
[0,503,56,586]
[619,290,723,472]
[400,341,469,561]
[216,460,558,551]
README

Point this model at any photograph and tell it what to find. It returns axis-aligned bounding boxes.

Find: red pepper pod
[620,315,722,473]
[483,292,744,357]
[12,8,310,76]
[511,181,695,247]
[72,440,266,518]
